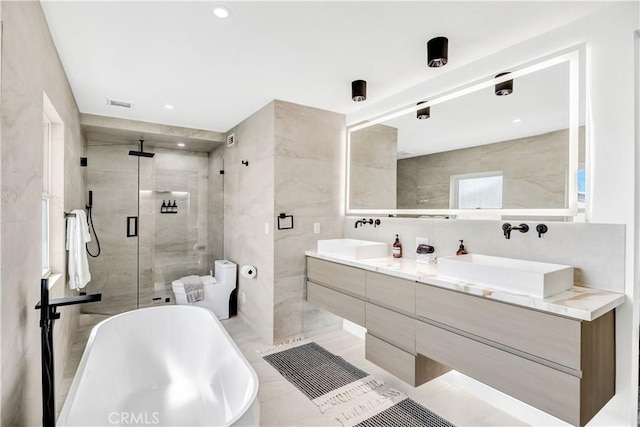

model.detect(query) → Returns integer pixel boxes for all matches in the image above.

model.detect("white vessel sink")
[437,254,574,299]
[317,239,388,260]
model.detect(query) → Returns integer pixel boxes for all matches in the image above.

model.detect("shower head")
[128,150,155,158]
[129,140,155,158]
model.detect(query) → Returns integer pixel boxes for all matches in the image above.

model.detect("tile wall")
[223,100,345,344]
[345,217,625,293]
[0,1,85,424]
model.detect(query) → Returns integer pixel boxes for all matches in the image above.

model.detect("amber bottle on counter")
[392,234,403,258]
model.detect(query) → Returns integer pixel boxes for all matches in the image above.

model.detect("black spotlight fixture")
[427,36,448,68]
[416,101,430,120]
[351,80,367,102]
[495,72,513,96]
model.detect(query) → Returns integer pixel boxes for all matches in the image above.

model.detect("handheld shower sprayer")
[86,190,101,257]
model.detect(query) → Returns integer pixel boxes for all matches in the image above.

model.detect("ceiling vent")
[227,133,236,147]
[106,98,134,109]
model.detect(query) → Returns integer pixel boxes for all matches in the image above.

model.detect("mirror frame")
[346,49,580,218]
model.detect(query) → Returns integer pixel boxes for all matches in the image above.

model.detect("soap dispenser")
[392,234,403,258]
[456,240,468,256]
[161,200,167,214]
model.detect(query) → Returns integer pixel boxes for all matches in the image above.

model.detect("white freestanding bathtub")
[58,306,259,426]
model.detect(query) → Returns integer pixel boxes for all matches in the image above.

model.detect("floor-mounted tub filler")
[58,306,259,426]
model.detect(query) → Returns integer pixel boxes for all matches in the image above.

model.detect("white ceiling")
[41,1,612,133]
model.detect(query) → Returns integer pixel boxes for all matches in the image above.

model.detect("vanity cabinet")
[305,256,615,426]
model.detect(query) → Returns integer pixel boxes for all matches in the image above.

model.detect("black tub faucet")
[502,223,529,239]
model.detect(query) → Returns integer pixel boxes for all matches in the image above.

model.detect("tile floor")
[58,313,527,426]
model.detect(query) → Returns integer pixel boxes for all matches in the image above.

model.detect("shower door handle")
[127,216,138,237]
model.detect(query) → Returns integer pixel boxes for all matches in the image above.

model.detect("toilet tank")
[215,260,237,287]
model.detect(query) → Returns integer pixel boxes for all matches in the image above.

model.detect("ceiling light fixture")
[427,36,448,68]
[177,143,185,147]
[512,118,522,123]
[213,5,231,18]
[351,80,367,102]
[165,105,174,109]
[416,101,430,120]
[495,72,513,96]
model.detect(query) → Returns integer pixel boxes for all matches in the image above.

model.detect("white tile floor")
[58,313,528,426]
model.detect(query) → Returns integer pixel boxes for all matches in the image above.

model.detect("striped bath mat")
[260,339,456,426]
[261,340,383,412]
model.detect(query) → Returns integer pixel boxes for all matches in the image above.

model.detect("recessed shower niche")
[81,140,222,315]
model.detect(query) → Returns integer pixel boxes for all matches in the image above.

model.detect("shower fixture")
[129,140,155,158]
[86,190,101,257]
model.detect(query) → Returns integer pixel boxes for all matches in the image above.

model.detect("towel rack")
[64,212,76,218]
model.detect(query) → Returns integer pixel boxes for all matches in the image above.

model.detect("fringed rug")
[352,397,456,427]
[261,340,383,413]
[260,339,456,426]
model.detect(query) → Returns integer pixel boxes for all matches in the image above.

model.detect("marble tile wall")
[224,101,276,344]
[222,100,345,344]
[273,100,345,342]
[396,128,585,209]
[83,144,210,314]
[344,217,625,293]
[0,1,84,424]
[349,123,397,210]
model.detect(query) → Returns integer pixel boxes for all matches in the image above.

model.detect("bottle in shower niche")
[392,234,403,258]
[161,200,167,213]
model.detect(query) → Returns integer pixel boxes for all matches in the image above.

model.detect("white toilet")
[171,260,237,320]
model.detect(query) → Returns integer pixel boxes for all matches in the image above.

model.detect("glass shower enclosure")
[81,141,218,315]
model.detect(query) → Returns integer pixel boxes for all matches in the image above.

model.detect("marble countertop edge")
[305,251,625,322]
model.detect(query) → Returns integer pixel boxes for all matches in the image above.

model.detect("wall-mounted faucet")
[502,223,529,239]
[354,218,381,228]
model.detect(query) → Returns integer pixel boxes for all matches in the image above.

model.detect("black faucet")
[354,218,381,228]
[502,223,529,239]
[355,218,373,228]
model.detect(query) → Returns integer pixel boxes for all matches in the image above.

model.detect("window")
[42,117,51,277]
[450,171,503,209]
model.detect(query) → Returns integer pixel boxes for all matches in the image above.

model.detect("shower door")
[82,142,215,315]
[82,143,141,315]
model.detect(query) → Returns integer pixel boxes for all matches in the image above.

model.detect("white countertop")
[305,251,625,321]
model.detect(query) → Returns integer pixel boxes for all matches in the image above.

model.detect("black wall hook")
[241,160,249,166]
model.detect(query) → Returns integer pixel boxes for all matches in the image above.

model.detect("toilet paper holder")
[240,265,257,279]
[277,213,294,230]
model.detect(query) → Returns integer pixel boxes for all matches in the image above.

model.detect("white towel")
[66,209,92,290]
[182,275,204,303]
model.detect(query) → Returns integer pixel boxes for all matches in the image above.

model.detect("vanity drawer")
[415,283,581,370]
[365,333,418,386]
[366,333,449,387]
[366,303,415,353]
[307,257,366,298]
[416,321,581,426]
[365,271,415,314]
[307,281,365,326]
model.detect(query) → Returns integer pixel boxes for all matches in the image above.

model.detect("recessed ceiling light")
[213,5,231,18]
[165,105,174,109]
[512,118,522,123]
[177,143,185,147]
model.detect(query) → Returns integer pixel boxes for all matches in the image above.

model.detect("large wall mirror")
[347,50,583,219]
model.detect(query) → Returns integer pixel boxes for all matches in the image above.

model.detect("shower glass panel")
[138,148,210,309]
[82,143,213,315]
[83,144,139,315]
